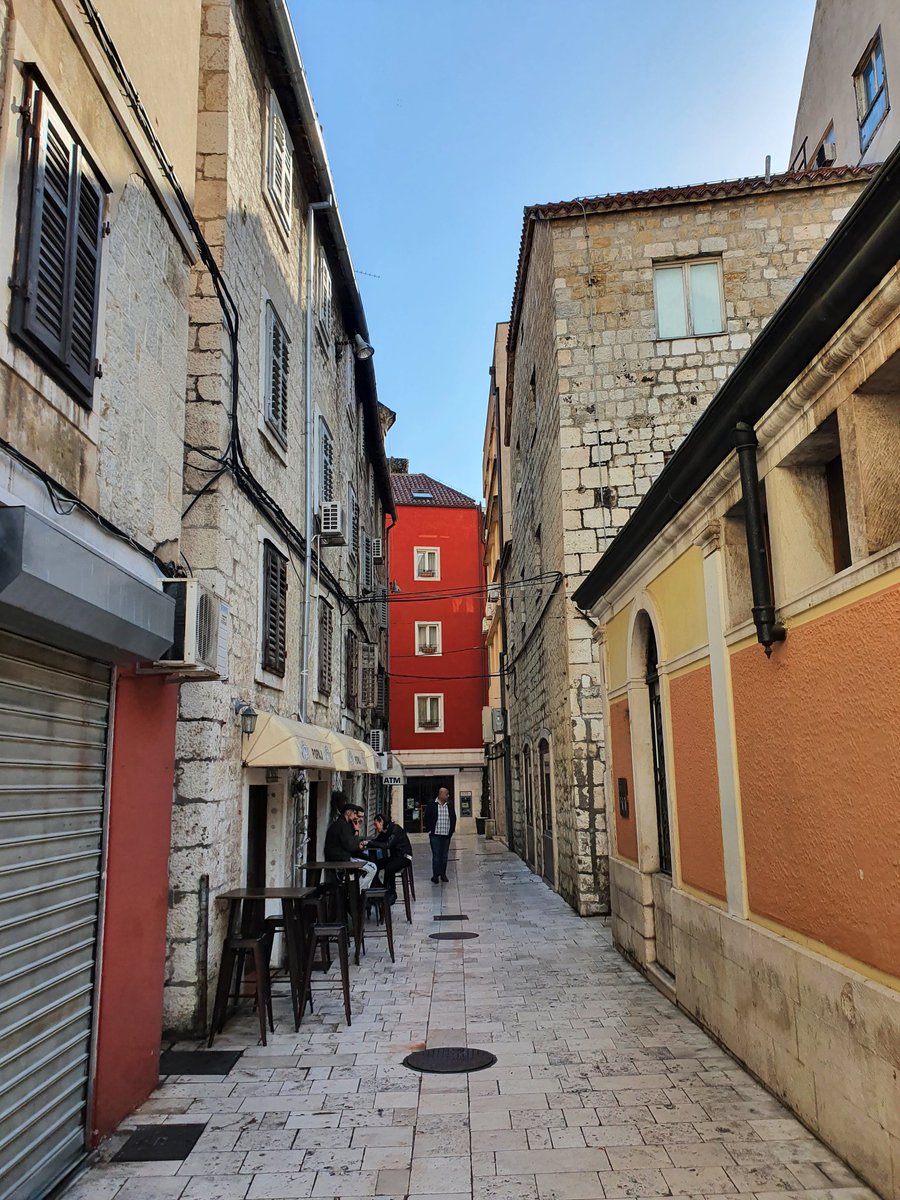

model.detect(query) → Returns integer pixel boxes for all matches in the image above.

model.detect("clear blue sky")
[290,1,816,501]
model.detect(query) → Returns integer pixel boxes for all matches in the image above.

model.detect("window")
[361,532,373,593]
[12,75,106,407]
[266,90,292,231]
[318,599,333,693]
[653,259,724,339]
[415,622,441,655]
[854,33,889,151]
[348,482,359,560]
[414,547,440,580]
[415,694,443,732]
[261,540,288,676]
[316,247,332,338]
[264,301,289,446]
[345,630,359,708]
[319,417,334,504]
[527,367,537,441]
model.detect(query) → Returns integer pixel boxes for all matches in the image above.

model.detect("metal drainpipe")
[734,421,785,656]
[494,384,515,851]
[300,198,333,719]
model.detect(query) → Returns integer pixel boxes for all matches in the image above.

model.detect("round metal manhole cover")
[429,931,479,940]
[403,1046,497,1073]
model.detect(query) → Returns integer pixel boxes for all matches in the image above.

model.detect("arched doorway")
[522,744,535,868]
[646,626,672,876]
[538,737,554,886]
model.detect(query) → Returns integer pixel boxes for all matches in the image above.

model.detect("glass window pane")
[654,267,687,338]
[863,60,878,106]
[689,262,723,335]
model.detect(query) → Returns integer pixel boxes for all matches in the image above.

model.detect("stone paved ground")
[64,836,877,1200]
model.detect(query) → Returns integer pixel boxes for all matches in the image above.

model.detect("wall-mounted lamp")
[232,699,258,736]
[338,334,375,361]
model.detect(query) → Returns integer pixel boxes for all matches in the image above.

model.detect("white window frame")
[415,621,442,656]
[316,245,333,341]
[653,257,725,340]
[263,299,289,448]
[266,89,292,234]
[415,693,444,733]
[414,546,440,580]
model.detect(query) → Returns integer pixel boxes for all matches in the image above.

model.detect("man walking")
[424,786,456,884]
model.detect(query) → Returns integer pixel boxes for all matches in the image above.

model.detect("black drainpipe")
[734,422,786,656]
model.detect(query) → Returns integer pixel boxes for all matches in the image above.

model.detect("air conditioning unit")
[145,579,229,677]
[320,501,347,544]
[817,141,837,165]
[491,707,506,735]
[487,583,500,604]
[369,729,385,754]
[372,537,384,563]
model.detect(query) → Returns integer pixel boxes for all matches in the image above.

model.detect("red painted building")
[388,474,486,832]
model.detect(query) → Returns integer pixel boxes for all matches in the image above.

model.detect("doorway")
[401,775,454,832]
[246,784,268,888]
[522,745,535,868]
[645,622,675,975]
[538,738,554,887]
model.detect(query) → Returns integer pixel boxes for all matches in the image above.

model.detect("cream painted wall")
[646,546,709,661]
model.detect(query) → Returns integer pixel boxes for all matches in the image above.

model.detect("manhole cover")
[160,1049,241,1076]
[434,914,468,921]
[429,931,479,940]
[115,1123,207,1162]
[403,1046,496,1073]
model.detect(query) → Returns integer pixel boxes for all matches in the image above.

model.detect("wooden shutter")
[348,483,359,560]
[375,668,387,717]
[262,541,288,676]
[362,532,373,593]
[268,93,292,229]
[266,302,289,445]
[14,79,104,406]
[318,600,333,693]
[345,630,359,708]
[319,419,334,504]
[360,642,377,709]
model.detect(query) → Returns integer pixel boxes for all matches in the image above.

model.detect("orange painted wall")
[91,669,178,1142]
[609,697,637,862]
[668,665,726,901]
[732,583,900,978]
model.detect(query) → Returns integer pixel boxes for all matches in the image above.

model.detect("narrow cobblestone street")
[65,838,876,1200]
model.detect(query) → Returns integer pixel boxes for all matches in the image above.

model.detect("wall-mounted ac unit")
[144,579,230,677]
[817,141,837,165]
[320,501,347,544]
[372,537,384,563]
[486,582,500,604]
[491,707,506,735]
[369,729,385,754]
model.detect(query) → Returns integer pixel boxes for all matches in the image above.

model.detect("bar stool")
[299,908,352,1026]
[208,932,274,1046]
[363,887,395,962]
[397,863,414,923]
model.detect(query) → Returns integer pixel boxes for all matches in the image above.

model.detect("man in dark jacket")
[370,813,413,903]
[323,801,377,889]
[423,787,456,884]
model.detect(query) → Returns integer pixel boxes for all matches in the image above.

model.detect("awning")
[242,713,335,769]
[381,753,405,786]
[325,730,380,775]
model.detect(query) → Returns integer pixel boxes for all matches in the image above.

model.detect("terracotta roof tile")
[390,473,477,508]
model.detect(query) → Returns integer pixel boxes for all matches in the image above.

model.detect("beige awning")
[325,730,380,775]
[242,713,335,770]
[381,753,405,785]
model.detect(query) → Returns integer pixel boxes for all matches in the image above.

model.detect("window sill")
[256,667,286,692]
[258,412,289,463]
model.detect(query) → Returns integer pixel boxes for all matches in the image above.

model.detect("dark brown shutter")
[345,631,358,708]
[14,79,104,406]
[266,302,289,445]
[318,601,333,693]
[262,541,288,676]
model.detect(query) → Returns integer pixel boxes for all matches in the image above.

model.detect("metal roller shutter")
[0,633,110,1200]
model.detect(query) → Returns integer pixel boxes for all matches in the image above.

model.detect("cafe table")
[297,862,370,965]
[215,886,316,1033]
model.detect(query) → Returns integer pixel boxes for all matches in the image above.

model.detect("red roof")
[391,473,477,508]
[508,163,878,347]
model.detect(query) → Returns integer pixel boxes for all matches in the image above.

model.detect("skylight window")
[412,490,433,499]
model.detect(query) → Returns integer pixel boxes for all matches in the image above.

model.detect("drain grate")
[429,931,479,940]
[160,1049,241,1076]
[433,914,468,921]
[115,1123,207,1162]
[403,1046,496,1073]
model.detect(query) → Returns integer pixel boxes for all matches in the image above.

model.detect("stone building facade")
[168,0,393,1033]
[503,167,874,916]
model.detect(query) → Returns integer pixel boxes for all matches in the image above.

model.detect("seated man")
[323,800,377,890]
[369,812,413,904]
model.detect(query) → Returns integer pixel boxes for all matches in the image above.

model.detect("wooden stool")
[299,915,351,1027]
[363,887,395,963]
[208,933,274,1046]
